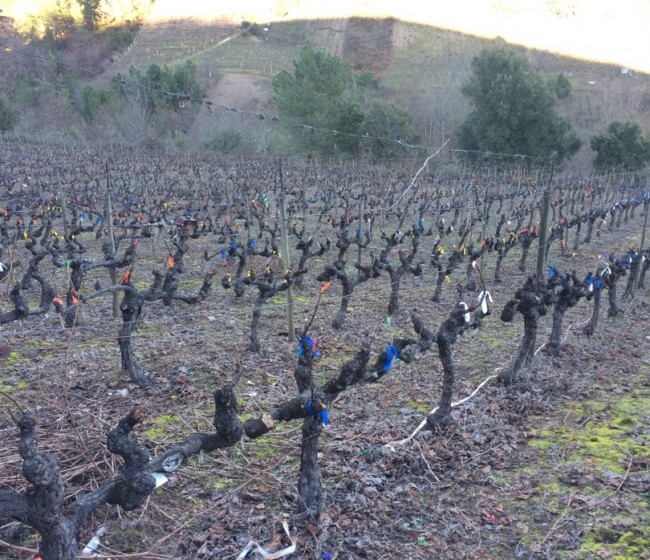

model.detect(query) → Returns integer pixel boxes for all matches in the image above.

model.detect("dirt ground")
[0,201,648,560]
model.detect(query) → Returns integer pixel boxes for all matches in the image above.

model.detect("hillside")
[90,3,650,170]
[3,0,650,169]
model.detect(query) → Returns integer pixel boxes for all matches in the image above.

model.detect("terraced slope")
[108,18,239,77]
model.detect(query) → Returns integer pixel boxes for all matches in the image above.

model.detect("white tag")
[152,472,168,488]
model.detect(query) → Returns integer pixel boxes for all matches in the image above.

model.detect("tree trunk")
[607,279,622,317]
[583,288,601,336]
[545,304,565,356]
[519,241,533,272]
[432,270,445,302]
[573,221,582,252]
[500,316,536,385]
[333,282,354,329]
[494,254,505,283]
[118,289,148,385]
[297,416,323,517]
[249,300,263,352]
[426,330,455,431]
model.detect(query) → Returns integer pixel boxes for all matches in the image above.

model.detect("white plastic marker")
[478,291,493,314]
[236,515,296,560]
[81,527,107,556]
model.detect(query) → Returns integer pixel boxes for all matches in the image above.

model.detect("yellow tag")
[23,232,28,239]
[445,275,451,283]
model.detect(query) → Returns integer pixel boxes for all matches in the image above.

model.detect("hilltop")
[2,0,649,170]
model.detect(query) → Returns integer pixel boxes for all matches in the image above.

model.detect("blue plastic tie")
[548,265,557,278]
[229,240,237,251]
[595,278,603,289]
[250,238,257,250]
[383,344,399,372]
[306,400,330,426]
[297,336,319,360]
[219,249,228,261]
[97,215,104,224]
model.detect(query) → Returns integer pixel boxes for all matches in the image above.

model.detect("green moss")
[247,435,277,459]
[142,414,182,439]
[516,387,650,559]
[0,374,29,393]
[528,395,650,474]
[579,526,650,560]
[406,400,430,414]
[2,351,22,368]
[209,477,236,490]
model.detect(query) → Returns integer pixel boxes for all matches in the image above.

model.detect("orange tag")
[167,256,175,268]
[320,281,332,293]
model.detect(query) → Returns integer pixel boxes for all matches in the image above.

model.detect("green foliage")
[107,25,135,51]
[205,128,246,154]
[80,85,111,122]
[360,100,421,162]
[14,73,46,107]
[553,73,571,99]
[112,61,204,113]
[39,0,77,45]
[0,93,19,133]
[77,0,102,31]
[355,71,380,91]
[272,45,366,156]
[241,21,264,37]
[458,46,581,165]
[590,120,650,171]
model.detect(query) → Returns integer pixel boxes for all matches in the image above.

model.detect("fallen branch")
[385,374,497,448]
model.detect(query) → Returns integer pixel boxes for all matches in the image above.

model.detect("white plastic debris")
[152,472,168,488]
[478,291,493,314]
[160,451,183,473]
[81,527,107,556]
[236,515,296,560]
[459,302,470,323]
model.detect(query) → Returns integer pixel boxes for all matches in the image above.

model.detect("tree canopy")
[112,61,204,113]
[360,100,421,162]
[0,92,19,133]
[272,46,372,157]
[590,120,650,172]
[458,46,581,165]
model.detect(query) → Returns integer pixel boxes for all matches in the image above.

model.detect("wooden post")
[60,192,69,239]
[278,160,295,341]
[530,154,555,362]
[357,195,364,266]
[57,171,69,239]
[535,154,555,288]
[633,204,648,292]
[106,164,119,318]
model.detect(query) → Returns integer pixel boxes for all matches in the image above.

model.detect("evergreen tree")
[458,46,581,165]
[0,93,19,133]
[360,100,421,162]
[591,120,650,171]
[272,46,367,156]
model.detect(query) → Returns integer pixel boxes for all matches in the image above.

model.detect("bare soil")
[0,191,648,559]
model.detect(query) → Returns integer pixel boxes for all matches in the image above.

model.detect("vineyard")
[0,142,649,559]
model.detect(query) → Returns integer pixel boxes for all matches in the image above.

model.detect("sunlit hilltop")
[4,0,649,73]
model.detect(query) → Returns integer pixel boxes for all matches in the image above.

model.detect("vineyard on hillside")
[0,143,649,559]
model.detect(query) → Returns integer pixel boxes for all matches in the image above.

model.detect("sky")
[3,0,649,73]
